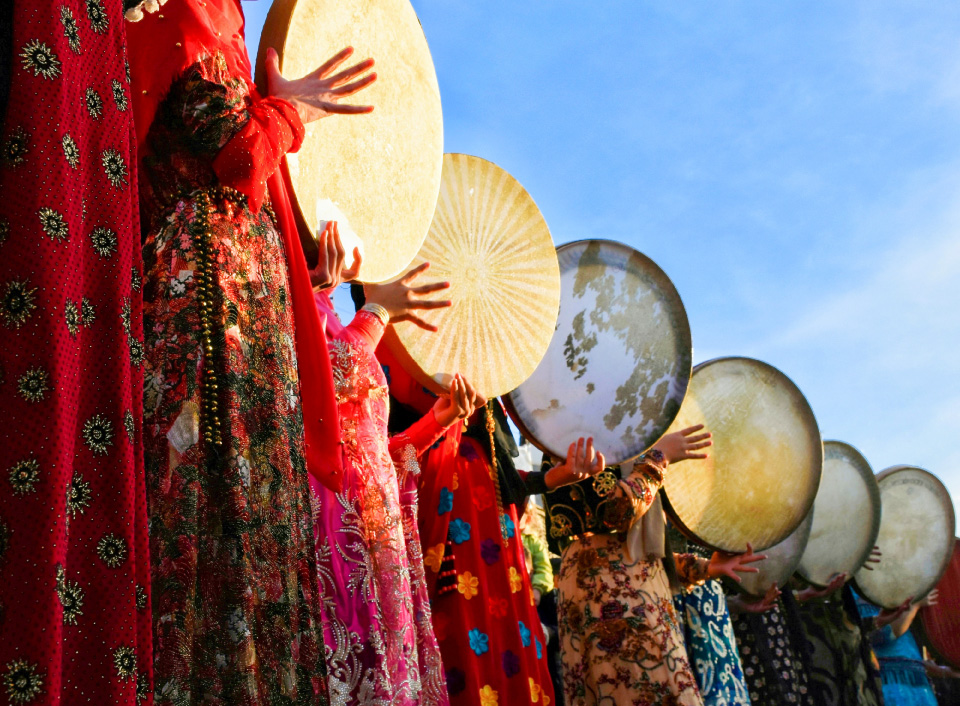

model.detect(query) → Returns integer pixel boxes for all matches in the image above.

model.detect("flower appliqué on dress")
[86,0,109,33]
[113,646,137,682]
[55,564,85,626]
[18,367,50,403]
[60,6,81,53]
[82,414,114,455]
[62,134,79,169]
[20,40,61,80]
[457,571,479,600]
[85,88,104,119]
[469,628,490,656]
[38,207,68,242]
[449,518,471,544]
[9,457,40,495]
[2,127,28,168]
[479,684,499,706]
[97,534,128,568]
[101,149,127,187]
[3,659,44,704]
[112,79,128,112]
[89,226,118,257]
[1,279,38,329]
[66,474,92,517]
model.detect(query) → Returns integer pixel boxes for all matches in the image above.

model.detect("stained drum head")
[797,441,881,587]
[740,509,814,597]
[854,466,955,609]
[504,240,692,465]
[257,0,443,282]
[662,357,822,553]
[383,154,561,398]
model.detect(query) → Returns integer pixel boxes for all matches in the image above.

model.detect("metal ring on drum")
[853,466,955,609]
[662,357,823,554]
[503,239,693,467]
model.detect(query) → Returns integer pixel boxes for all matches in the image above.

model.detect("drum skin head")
[662,357,822,553]
[739,508,814,597]
[854,466,955,609]
[798,441,881,587]
[256,0,443,283]
[919,539,960,669]
[383,154,561,398]
[504,239,692,466]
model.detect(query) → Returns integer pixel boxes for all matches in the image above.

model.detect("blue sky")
[242,1,960,503]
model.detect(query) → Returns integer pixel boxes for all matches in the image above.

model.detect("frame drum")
[854,466,955,609]
[919,539,960,669]
[740,509,813,597]
[504,240,692,466]
[256,0,443,282]
[382,154,561,398]
[662,357,822,553]
[797,441,881,586]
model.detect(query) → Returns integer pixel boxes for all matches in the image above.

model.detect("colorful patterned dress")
[730,591,816,706]
[378,344,556,706]
[311,293,448,706]
[0,0,153,702]
[134,53,326,705]
[546,460,709,706]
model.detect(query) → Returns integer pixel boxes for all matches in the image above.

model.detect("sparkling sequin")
[38,207,68,242]
[85,0,108,33]
[135,584,147,611]
[65,299,80,336]
[59,6,81,54]
[85,88,103,119]
[66,474,92,517]
[89,226,118,257]
[79,298,95,326]
[19,39,61,80]
[3,127,28,167]
[97,534,128,568]
[61,134,79,169]
[113,646,136,681]
[55,565,85,625]
[1,279,39,329]
[3,660,44,703]
[18,367,50,403]
[111,79,128,111]
[100,149,127,187]
[124,411,135,441]
[129,338,145,367]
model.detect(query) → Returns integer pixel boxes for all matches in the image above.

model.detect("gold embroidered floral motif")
[89,226,117,257]
[79,298,95,326]
[86,0,108,33]
[55,565,85,625]
[0,220,8,247]
[101,149,127,186]
[59,6,81,53]
[129,338,145,367]
[38,207,68,241]
[18,368,50,403]
[135,584,147,611]
[124,411,135,442]
[2,127,28,167]
[9,457,40,495]
[65,299,80,336]
[20,39,61,80]
[3,659,44,703]
[592,470,618,497]
[61,134,79,169]
[124,59,131,84]
[135,672,150,703]
[120,298,131,334]
[1,279,38,328]
[112,79,128,111]
[113,646,137,681]
[97,534,128,568]
[66,474,92,517]
[85,88,103,119]
[83,414,114,455]
[131,267,141,291]
[550,514,572,538]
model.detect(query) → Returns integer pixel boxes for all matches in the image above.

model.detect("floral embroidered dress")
[0,0,153,703]
[546,460,709,706]
[130,39,326,706]
[311,292,448,706]
[378,344,556,706]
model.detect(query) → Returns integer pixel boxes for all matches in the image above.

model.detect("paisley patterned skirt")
[557,534,703,706]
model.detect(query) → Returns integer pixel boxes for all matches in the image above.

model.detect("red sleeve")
[340,311,385,352]
[213,96,305,211]
[389,411,446,460]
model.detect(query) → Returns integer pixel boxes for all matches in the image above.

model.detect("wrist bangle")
[362,302,390,326]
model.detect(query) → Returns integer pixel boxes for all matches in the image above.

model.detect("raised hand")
[265,46,376,124]
[796,572,848,602]
[729,584,781,614]
[708,542,767,582]
[920,588,940,608]
[651,424,712,465]
[432,374,485,428]
[363,262,451,331]
[861,545,882,571]
[545,437,606,490]
[309,221,361,290]
[875,598,913,629]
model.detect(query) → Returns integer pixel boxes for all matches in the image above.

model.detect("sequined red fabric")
[0,0,153,703]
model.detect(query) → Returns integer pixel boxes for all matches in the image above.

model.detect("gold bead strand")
[485,402,508,541]
[193,189,222,447]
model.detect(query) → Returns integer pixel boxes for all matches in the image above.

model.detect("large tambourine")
[797,440,881,587]
[739,509,814,597]
[662,357,822,553]
[382,154,561,398]
[919,538,960,669]
[854,466,955,609]
[256,0,443,282]
[503,240,692,466]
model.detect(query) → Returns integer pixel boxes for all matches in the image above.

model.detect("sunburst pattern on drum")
[505,239,692,465]
[258,0,443,282]
[798,440,880,587]
[388,154,561,398]
[854,466,955,608]
[663,357,822,553]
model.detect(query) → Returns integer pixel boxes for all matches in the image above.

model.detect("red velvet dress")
[378,346,556,706]
[0,0,153,703]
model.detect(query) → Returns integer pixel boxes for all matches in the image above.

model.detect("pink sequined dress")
[311,292,450,705]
